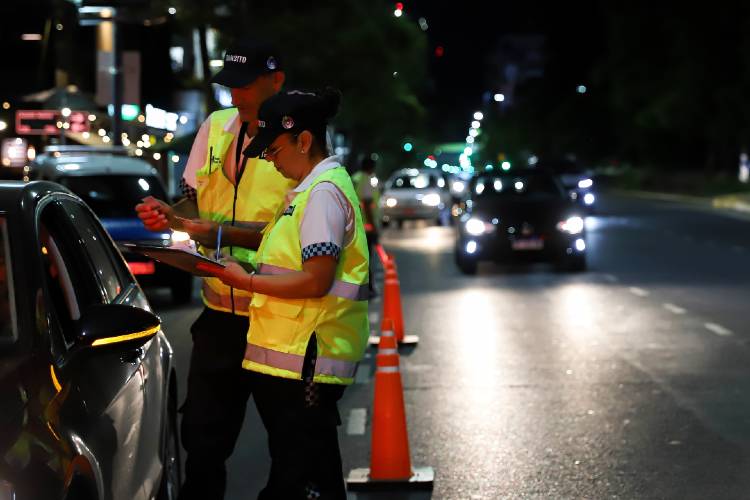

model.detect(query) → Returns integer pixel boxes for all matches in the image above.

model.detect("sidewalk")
[614,189,750,221]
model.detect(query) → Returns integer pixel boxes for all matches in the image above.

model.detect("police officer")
[351,156,380,296]
[135,39,295,500]
[198,88,369,500]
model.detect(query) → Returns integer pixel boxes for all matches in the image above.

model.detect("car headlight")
[385,197,397,208]
[171,230,191,243]
[578,178,593,189]
[583,193,595,205]
[557,216,584,234]
[452,181,465,193]
[465,217,487,236]
[421,193,441,207]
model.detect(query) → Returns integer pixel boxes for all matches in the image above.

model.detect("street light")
[493,93,505,102]
[473,111,483,120]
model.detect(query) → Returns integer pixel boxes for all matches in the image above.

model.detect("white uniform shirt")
[282,156,354,262]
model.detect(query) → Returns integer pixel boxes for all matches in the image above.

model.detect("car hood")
[100,217,167,242]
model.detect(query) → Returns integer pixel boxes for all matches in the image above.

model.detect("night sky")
[409,0,602,141]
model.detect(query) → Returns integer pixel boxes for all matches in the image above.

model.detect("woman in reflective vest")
[199,87,368,499]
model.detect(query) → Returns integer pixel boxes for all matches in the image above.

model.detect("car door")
[38,196,161,500]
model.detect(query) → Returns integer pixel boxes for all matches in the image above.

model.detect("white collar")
[293,156,342,192]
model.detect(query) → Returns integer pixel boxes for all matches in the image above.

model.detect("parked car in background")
[380,168,452,228]
[31,146,194,304]
[455,169,587,274]
[0,181,180,500]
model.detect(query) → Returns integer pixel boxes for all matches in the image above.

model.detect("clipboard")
[121,244,226,277]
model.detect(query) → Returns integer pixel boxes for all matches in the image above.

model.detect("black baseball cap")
[244,88,342,158]
[211,39,283,88]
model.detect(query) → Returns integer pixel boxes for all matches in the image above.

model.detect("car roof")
[33,152,158,178]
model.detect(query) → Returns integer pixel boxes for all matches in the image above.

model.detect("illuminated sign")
[15,110,90,135]
[145,104,178,131]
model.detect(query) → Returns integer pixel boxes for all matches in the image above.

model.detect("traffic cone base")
[347,465,434,490]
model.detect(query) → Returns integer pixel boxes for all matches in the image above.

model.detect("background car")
[455,169,587,274]
[31,145,194,304]
[537,156,597,213]
[380,168,452,228]
[0,181,180,500]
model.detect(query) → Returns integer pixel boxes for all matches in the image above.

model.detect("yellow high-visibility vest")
[351,171,380,228]
[242,166,370,385]
[195,108,294,315]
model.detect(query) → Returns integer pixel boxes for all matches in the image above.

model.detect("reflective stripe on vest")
[202,282,251,312]
[244,343,358,379]
[257,263,369,301]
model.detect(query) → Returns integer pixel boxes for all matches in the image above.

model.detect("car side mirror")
[76,304,161,349]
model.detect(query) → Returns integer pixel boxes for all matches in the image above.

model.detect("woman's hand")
[196,259,253,290]
[180,218,220,247]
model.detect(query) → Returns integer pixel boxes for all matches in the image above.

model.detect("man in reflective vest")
[135,39,294,500]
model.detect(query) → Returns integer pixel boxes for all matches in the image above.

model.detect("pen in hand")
[215,224,223,260]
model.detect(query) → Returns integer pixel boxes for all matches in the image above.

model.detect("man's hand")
[180,218,220,247]
[135,196,174,232]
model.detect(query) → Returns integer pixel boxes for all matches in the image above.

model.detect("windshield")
[58,175,168,218]
[388,173,439,190]
[472,173,563,199]
[0,217,16,340]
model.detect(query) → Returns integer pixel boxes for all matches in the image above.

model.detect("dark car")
[30,146,194,304]
[455,169,587,274]
[537,156,596,213]
[0,181,181,499]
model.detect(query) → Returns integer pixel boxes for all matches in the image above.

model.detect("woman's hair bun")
[317,87,342,120]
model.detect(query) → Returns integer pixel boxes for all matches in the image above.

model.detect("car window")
[59,199,132,302]
[0,217,17,340]
[389,173,438,190]
[38,202,101,344]
[57,174,167,218]
[473,173,564,199]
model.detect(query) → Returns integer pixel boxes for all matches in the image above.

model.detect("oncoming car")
[455,169,587,274]
[0,181,180,500]
[380,168,452,228]
[31,146,194,304]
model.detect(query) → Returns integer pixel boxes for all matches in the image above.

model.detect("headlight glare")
[557,216,584,234]
[421,193,441,207]
[465,217,486,236]
[385,197,397,208]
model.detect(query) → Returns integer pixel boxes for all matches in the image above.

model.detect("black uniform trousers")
[252,334,348,500]
[178,307,252,500]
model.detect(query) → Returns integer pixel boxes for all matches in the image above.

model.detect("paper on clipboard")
[122,243,226,277]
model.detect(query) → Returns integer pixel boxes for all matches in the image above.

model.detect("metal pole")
[111,8,122,146]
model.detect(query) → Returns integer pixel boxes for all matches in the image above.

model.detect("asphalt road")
[149,192,750,500]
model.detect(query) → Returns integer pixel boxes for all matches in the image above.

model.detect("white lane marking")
[705,323,732,336]
[603,273,619,283]
[663,303,686,315]
[355,364,371,384]
[346,408,367,435]
[629,287,650,297]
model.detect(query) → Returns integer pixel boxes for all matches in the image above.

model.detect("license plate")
[403,208,416,215]
[512,238,544,251]
[128,261,156,275]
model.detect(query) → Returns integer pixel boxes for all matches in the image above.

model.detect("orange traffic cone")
[374,243,391,268]
[347,321,434,490]
[380,268,419,345]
